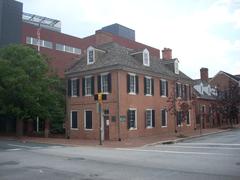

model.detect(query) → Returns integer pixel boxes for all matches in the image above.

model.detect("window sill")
[161,95,167,98]
[85,94,93,97]
[161,126,167,128]
[84,128,93,131]
[186,124,191,127]
[145,94,152,96]
[146,126,153,129]
[128,92,136,95]
[71,128,79,130]
[129,128,137,131]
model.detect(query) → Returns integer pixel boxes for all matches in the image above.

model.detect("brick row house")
[65,43,195,140]
[193,68,219,129]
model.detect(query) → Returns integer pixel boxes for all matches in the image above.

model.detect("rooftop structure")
[22,12,61,32]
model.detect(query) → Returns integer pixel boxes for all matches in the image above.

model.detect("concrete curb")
[144,128,233,147]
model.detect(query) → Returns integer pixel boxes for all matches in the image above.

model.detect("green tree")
[0,45,65,136]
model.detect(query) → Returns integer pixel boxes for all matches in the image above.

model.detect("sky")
[18,0,240,79]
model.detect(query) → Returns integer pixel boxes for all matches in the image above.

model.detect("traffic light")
[94,93,107,101]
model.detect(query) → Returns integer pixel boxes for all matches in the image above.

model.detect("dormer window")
[174,59,179,74]
[87,46,95,64]
[143,49,150,66]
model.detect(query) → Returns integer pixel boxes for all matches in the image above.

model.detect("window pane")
[43,40,53,49]
[85,77,92,95]
[162,110,166,126]
[88,50,94,63]
[72,79,77,96]
[56,43,64,51]
[85,111,92,129]
[74,48,81,55]
[71,111,78,128]
[146,110,152,127]
[129,110,136,128]
[129,75,135,93]
[101,74,108,93]
[26,37,32,44]
[146,78,151,95]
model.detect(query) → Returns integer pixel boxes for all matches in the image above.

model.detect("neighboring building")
[65,43,194,140]
[0,0,22,48]
[210,71,240,125]
[193,68,219,129]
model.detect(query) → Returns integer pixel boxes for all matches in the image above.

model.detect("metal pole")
[99,103,102,145]
[36,116,39,132]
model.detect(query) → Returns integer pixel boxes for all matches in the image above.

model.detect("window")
[98,73,111,93]
[71,111,78,129]
[145,109,155,128]
[187,111,190,126]
[143,49,150,66]
[127,109,137,129]
[160,79,168,97]
[26,37,52,49]
[83,76,94,96]
[68,78,79,97]
[56,43,64,51]
[177,111,183,126]
[174,60,179,74]
[144,77,154,96]
[127,73,138,94]
[56,43,81,55]
[87,46,95,64]
[84,110,93,130]
[161,109,167,127]
[71,79,78,97]
[176,83,182,98]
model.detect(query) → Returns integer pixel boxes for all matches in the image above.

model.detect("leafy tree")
[0,45,65,136]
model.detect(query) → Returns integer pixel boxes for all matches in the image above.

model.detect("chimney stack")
[162,48,172,60]
[200,67,209,82]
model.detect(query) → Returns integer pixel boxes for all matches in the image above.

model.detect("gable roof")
[210,71,240,83]
[66,42,192,83]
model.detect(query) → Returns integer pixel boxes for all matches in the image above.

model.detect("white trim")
[145,76,152,96]
[174,60,179,74]
[70,110,78,130]
[128,108,137,130]
[145,109,153,128]
[84,75,93,96]
[100,73,109,93]
[84,110,93,130]
[160,79,167,97]
[161,109,168,128]
[87,46,95,65]
[143,48,150,67]
[128,73,136,94]
[71,78,78,97]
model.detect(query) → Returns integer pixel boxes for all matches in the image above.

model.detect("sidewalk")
[1,125,239,148]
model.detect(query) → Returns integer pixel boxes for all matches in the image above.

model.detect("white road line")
[8,144,41,149]
[116,148,233,156]
[177,143,240,146]
[7,148,21,151]
[155,145,240,150]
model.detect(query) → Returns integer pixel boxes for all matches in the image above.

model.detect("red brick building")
[65,43,195,140]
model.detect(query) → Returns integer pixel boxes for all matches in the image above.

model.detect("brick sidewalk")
[1,125,239,148]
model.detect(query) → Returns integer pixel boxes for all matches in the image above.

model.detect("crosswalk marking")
[116,148,233,156]
[155,145,240,150]
[177,143,240,146]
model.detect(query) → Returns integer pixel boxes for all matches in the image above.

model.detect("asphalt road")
[0,129,240,180]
